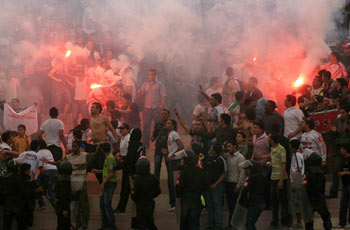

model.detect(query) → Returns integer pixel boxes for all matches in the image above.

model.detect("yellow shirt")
[14,136,31,153]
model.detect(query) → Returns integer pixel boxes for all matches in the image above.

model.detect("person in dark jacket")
[1,159,25,230]
[176,150,207,230]
[20,163,43,230]
[131,157,161,230]
[304,153,332,230]
[239,159,265,230]
[55,161,73,230]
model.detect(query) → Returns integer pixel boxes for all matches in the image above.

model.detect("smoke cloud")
[0,0,345,99]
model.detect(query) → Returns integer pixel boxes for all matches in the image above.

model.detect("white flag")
[3,103,38,135]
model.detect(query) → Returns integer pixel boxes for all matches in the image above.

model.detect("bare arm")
[48,65,62,82]
[173,107,191,134]
[198,84,211,102]
[37,130,44,140]
[105,117,118,140]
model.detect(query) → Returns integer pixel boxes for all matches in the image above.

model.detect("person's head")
[209,77,220,88]
[135,157,150,175]
[192,120,204,133]
[118,123,130,136]
[244,97,257,109]
[268,134,280,146]
[225,139,237,154]
[11,98,20,110]
[330,51,340,64]
[210,143,222,155]
[252,121,264,136]
[339,105,349,121]
[312,76,323,89]
[104,31,112,43]
[319,70,331,82]
[100,142,111,156]
[341,143,350,158]
[148,69,157,83]
[91,102,102,115]
[86,40,94,51]
[235,91,245,103]
[17,124,26,137]
[130,128,142,142]
[335,78,347,89]
[289,139,300,152]
[20,163,31,176]
[245,108,256,121]
[72,141,82,154]
[73,129,83,141]
[1,131,12,145]
[284,94,296,108]
[122,93,132,105]
[219,113,231,127]
[248,77,258,89]
[240,159,258,176]
[236,131,246,145]
[265,100,277,114]
[49,107,59,118]
[270,123,282,136]
[210,93,222,107]
[226,67,234,77]
[183,150,199,167]
[30,140,40,152]
[80,118,90,130]
[303,118,315,132]
[160,109,170,122]
[165,119,177,132]
[39,139,47,150]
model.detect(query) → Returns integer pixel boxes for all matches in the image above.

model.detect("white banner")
[4,103,38,135]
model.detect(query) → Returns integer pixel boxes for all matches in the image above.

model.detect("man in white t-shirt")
[19,140,43,178]
[320,52,348,80]
[38,107,67,161]
[36,139,58,209]
[162,119,184,211]
[72,66,90,127]
[283,95,304,141]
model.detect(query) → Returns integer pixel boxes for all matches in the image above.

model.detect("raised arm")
[198,84,211,102]
[173,107,191,134]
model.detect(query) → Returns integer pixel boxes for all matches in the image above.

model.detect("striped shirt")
[65,152,92,191]
[271,144,287,181]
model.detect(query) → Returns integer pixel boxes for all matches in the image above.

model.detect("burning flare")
[65,49,72,57]
[293,75,304,88]
[90,84,102,89]
[253,56,257,62]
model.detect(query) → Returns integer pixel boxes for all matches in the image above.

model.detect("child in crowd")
[336,143,350,228]
[13,124,31,153]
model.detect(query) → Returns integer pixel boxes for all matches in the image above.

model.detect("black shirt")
[190,129,209,155]
[152,121,168,149]
[209,127,236,146]
[341,157,350,186]
[203,154,227,185]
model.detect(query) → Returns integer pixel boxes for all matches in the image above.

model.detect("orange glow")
[65,49,72,57]
[253,57,257,62]
[293,75,304,88]
[90,84,102,89]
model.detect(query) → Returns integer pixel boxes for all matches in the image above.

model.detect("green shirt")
[271,144,287,181]
[103,154,117,183]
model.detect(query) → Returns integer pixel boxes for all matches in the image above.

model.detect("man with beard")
[173,107,209,156]
[89,102,118,184]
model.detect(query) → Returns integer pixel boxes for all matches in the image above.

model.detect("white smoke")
[0,0,345,95]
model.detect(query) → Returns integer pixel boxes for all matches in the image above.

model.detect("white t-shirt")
[19,151,43,178]
[74,77,89,100]
[120,133,130,157]
[167,130,180,156]
[290,151,305,176]
[283,106,304,140]
[40,118,64,147]
[37,149,57,171]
